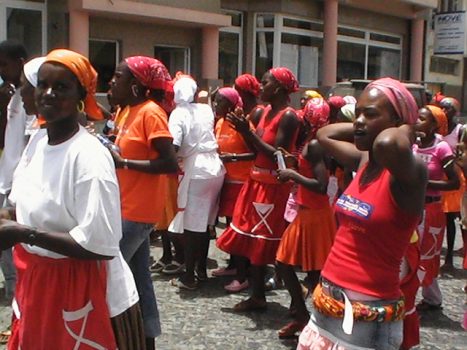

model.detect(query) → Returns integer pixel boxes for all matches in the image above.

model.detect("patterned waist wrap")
[313,281,405,323]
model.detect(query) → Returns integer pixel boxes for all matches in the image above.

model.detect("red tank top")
[296,154,329,209]
[322,164,419,299]
[254,105,297,169]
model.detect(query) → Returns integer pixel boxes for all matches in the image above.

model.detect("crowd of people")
[0,38,465,349]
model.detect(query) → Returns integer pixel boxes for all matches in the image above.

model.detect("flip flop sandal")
[278,321,307,339]
[0,329,11,344]
[170,278,198,291]
[150,260,168,273]
[162,261,185,275]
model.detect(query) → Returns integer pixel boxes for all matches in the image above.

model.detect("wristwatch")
[123,159,129,169]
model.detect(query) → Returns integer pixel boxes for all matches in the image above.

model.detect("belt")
[313,278,405,335]
[425,196,441,203]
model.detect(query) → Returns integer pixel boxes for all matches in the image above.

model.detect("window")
[367,46,401,79]
[337,42,365,80]
[254,14,323,86]
[0,1,47,56]
[89,39,119,93]
[253,14,402,86]
[439,0,461,12]
[154,46,190,77]
[338,25,402,80]
[219,11,243,85]
[430,56,460,75]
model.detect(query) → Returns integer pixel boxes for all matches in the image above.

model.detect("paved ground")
[0,227,465,349]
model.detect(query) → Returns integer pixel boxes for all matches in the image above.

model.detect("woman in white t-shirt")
[0,49,142,350]
[168,75,225,290]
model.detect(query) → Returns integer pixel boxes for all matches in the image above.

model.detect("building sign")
[434,11,466,55]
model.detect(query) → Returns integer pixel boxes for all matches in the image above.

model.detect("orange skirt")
[276,204,336,271]
[156,175,178,230]
[442,170,465,213]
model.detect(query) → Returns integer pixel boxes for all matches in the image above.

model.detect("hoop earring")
[77,100,85,113]
[131,85,139,97]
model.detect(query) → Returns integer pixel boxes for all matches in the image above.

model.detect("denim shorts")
[305,304,403,350]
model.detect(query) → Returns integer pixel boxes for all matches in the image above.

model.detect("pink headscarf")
[218,87,243,108]
[365,78,418,125]
[234,74,260,97]
[327,96,346,110]
[303,97,330,136]
[125,56,171,90]
[269,67,299,94]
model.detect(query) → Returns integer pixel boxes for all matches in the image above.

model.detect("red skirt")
[9,245,117,350]
[418,202,446,287]
[276,204,336,271]
[400,237,423,350]
[216,175,291,265]
[218,181,244,218]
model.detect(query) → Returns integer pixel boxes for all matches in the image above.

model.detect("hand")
[276,168,297,183]
[0,83,15,105]
[0,219,25,250]
[220,153,233,162]
[226,107,250,134]
[108,147,124,168]
[85,121,96,135]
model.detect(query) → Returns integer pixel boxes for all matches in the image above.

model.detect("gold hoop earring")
[77,100,85,113]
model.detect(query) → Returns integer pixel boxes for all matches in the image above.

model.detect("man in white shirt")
[0,40,28,300]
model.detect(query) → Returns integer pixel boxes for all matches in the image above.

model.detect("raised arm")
[316,123,363,172]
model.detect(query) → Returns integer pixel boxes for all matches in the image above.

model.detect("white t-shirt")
[9,126,138,317]
[0,89,29,194]
[169,103,225,179]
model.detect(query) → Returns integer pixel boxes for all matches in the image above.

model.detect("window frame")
[219,9,243,78]
[0,0,47,55]
[154,44,191,76]
[89,38,120,96]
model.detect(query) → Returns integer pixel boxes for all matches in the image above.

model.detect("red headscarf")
[269,67,299,94]
[125,56,171,90]
[426,105,448,136]
[234,74,260,97]
[304,97,330,137]
[218,87,243,109]
[431,92,446,107]
[366,78,418,125]
[45,49,103,121]
[327,96,346,110]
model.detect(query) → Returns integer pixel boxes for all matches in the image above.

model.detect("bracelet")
[123,158,129,170]
[26,228,38,246]
[231,153,237,162]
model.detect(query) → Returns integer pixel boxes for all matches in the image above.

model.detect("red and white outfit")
[217,106,297,265]
[8,127,138,349]
[413,136,452,306]
[298,165,420,349]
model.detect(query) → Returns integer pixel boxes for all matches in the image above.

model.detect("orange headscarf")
[426,105,448,136]
[44,49,103,121]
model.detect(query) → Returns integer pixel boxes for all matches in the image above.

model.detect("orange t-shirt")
[116,100,172,223]
[215,118,253,182]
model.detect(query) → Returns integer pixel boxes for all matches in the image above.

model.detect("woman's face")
[109,61,134,106]
[260,72,279,102]
[213,93,233,117]
[35,62,83,123]
[20,73,36,115]
[416,107,437,138]
[353,88,399,151]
